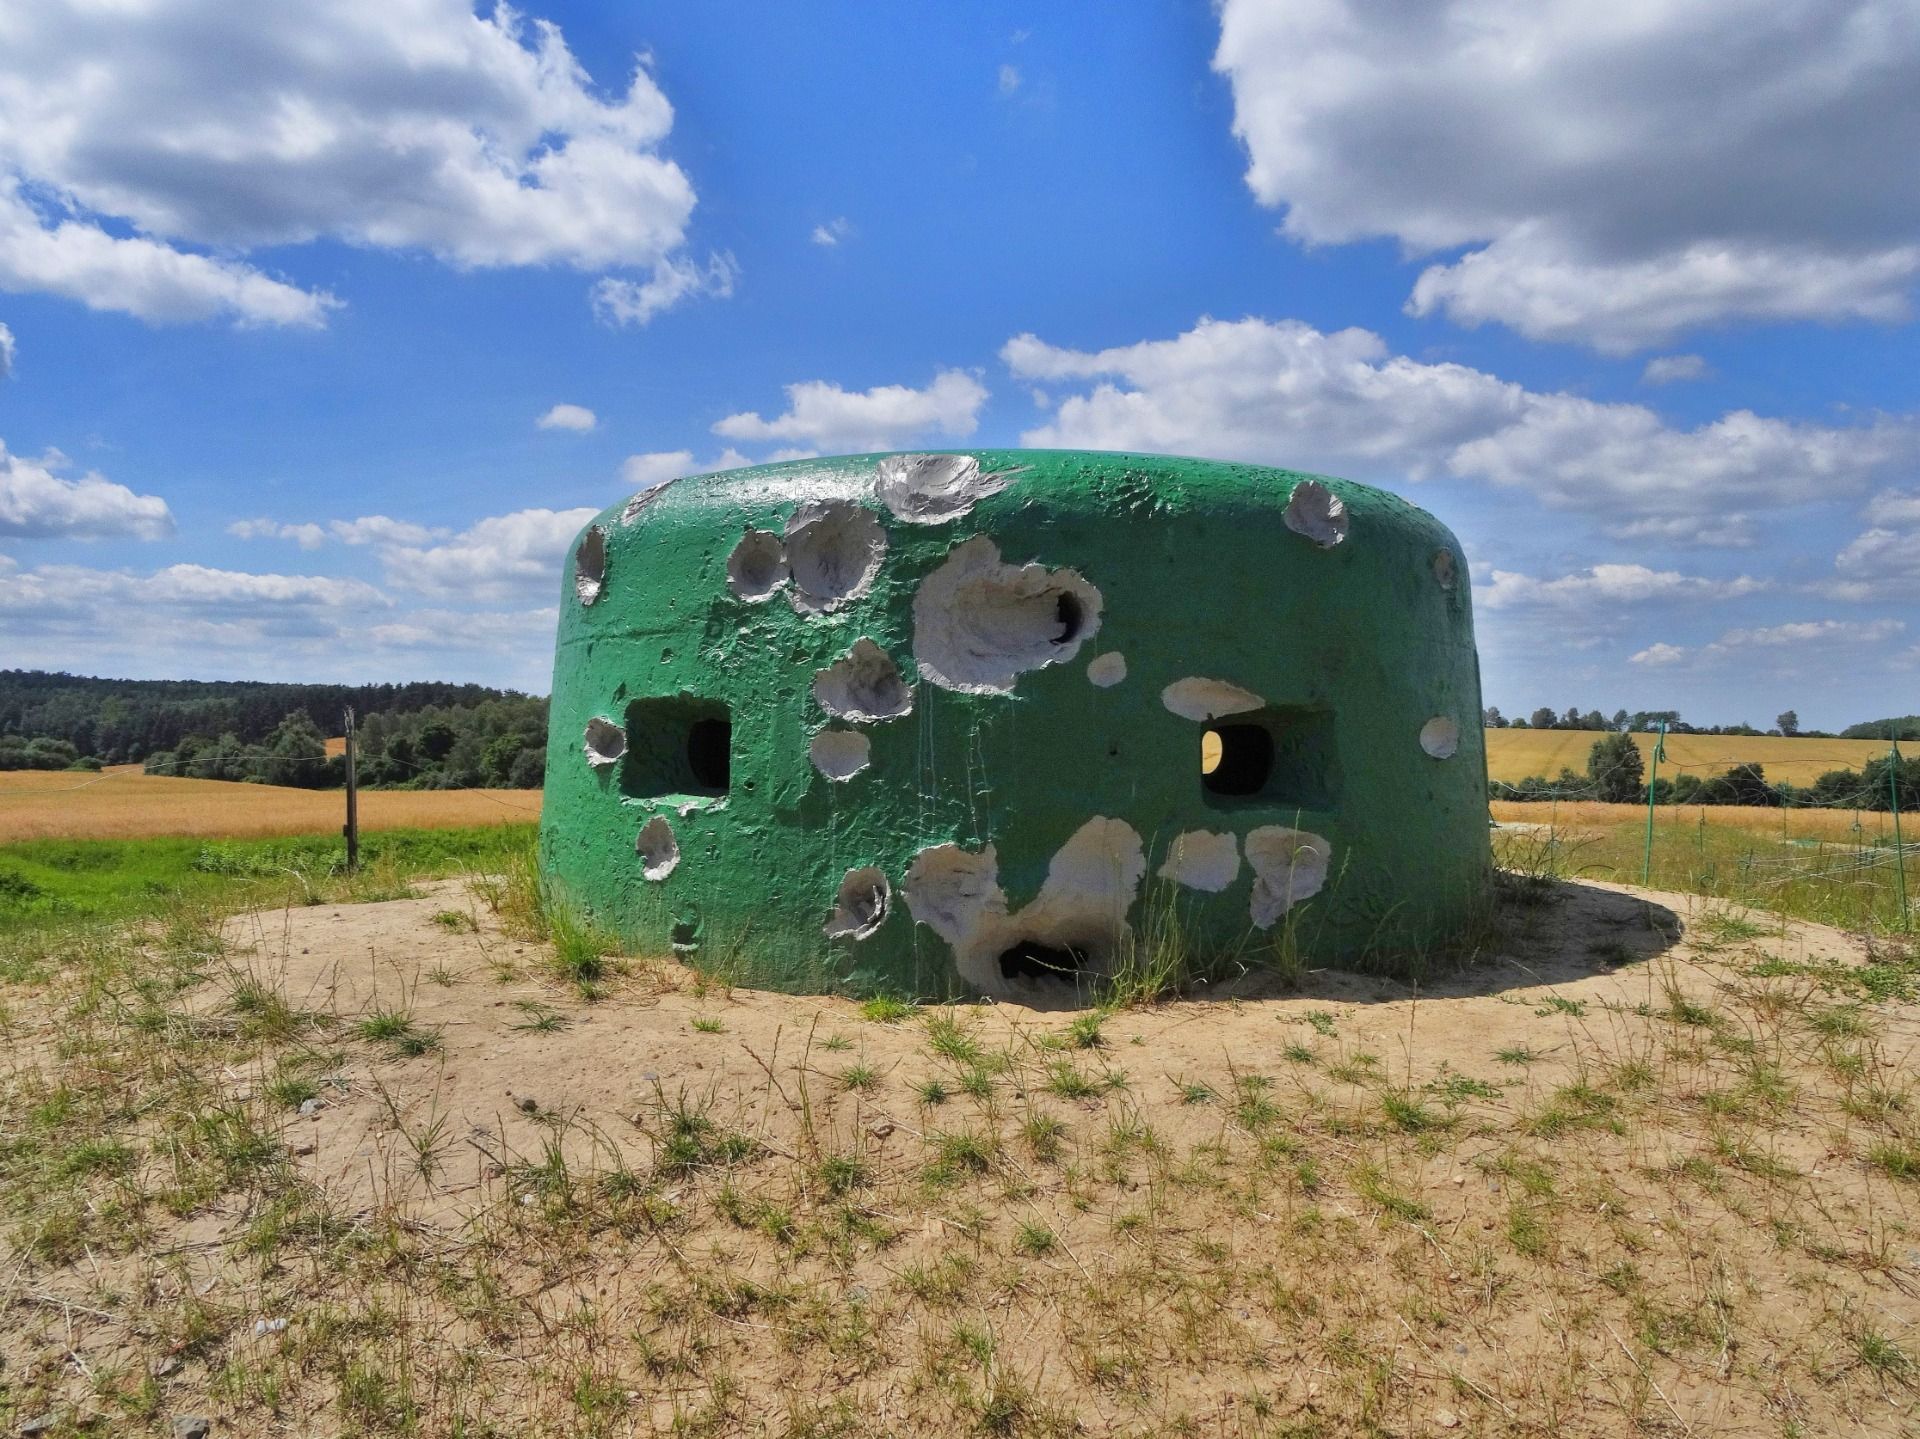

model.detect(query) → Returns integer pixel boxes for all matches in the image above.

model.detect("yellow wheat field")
[1,727,1895,845]
[1484,729,1888,786]
[1489,798,1901,842]
[0,769,541,843]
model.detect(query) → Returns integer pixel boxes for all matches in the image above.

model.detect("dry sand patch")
[5,878,1920,1435]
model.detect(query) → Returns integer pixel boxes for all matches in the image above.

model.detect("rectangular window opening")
[1201,705,1338,811]
[621,695,731,802]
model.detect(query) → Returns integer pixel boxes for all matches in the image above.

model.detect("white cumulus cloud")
[1630,643,1690,667]
[0,320,14,379]
[0,0,716,326]
[1004,316,1918,535]
[381,506,598,600]
[537,403,597,433]
[1715,618,1905,649]
[227,518,327,550]
[229,515,448,549]
[0,441,174,540]
[591,253,737,328]
[1479,565,1769,612]
[620,450,694,491]
[713,370,989,454]
[1213,0,1920,349]
[810,218,853,248]
[1641,355,1712,386]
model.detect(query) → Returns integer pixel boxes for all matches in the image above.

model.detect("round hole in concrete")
[726,529,788,602]
[583,717,625,769]
[574,526,607,605]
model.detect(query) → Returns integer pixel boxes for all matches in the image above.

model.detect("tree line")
[1497,731,1919,812]
[1482,705,1837,737]
[0,671,546,790]
[1486,707,1920,741]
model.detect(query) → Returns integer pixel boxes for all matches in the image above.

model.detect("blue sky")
[1,1,1915,731]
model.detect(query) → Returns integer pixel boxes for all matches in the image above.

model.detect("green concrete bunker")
[540,450,1489,1000]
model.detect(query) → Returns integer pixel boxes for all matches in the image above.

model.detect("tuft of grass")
[1044,1061,1102,1101]
[925,1128,996,1183]
[1860,1328,1912,1378]
[691,1015,725,1034]
[1021,1114,1068,1162]
[925,1013,984,1066]
[839,1063,879,1092]
[1380,1092,1446,1133]
[814,1154,870,1197]
[429,908,477,933]
[1013,1222,1056,1257]
[508,1000,568,1033]
[1352,1163,1430,1224]
[1869,1142,1920,1181]
[859,994,916,1023]
[1506,1202,1550,1258]
[1062,1011,1108,1049]
[354,1006,441,1057]
[545,901,614,996]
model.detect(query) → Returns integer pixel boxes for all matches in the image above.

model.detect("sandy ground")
[218,878,1887,1219]
[8,878,1920,1435]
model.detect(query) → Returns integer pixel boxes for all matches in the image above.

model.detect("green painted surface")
[539,450,1489,998]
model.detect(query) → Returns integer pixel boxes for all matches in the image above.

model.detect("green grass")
[1492,816,1914,934]
[0,825,532,935]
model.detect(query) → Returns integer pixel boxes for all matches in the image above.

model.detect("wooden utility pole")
[343,707,359,874]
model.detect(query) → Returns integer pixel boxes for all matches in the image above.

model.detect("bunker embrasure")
[540,450,1489,1000]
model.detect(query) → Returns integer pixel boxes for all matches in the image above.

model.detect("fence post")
[343,707,359,875]
[1642,720,1666,887]
[1891,735,1909,931]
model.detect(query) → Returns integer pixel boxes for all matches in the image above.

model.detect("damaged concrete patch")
[1432,548,1457,589]
[726,529,788,602]
[874,453,1021,524]
[1158,830,1240,893]
[1161,677,1264,722]
[908,820,1146,996]
[1245,826,1331,929]
[636,816,679,881]
[1284,480,1348,549]
[813,639,914,722]
[583,717,625,770]
[903,844,1007,949]
[1086,652,1127,688]
[574,526,607,605]
[912,536,1103,693]
[1420,716,1460,759]
[808,729,872,781]
[824,865,890,940]
[620,479,679,525]
[785,500,886,614]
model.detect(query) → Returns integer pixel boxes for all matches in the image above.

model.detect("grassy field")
[0,825,536,933]
[1486,729,1889,785]
[1493,801,1913,934]
[0,769,541,843]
